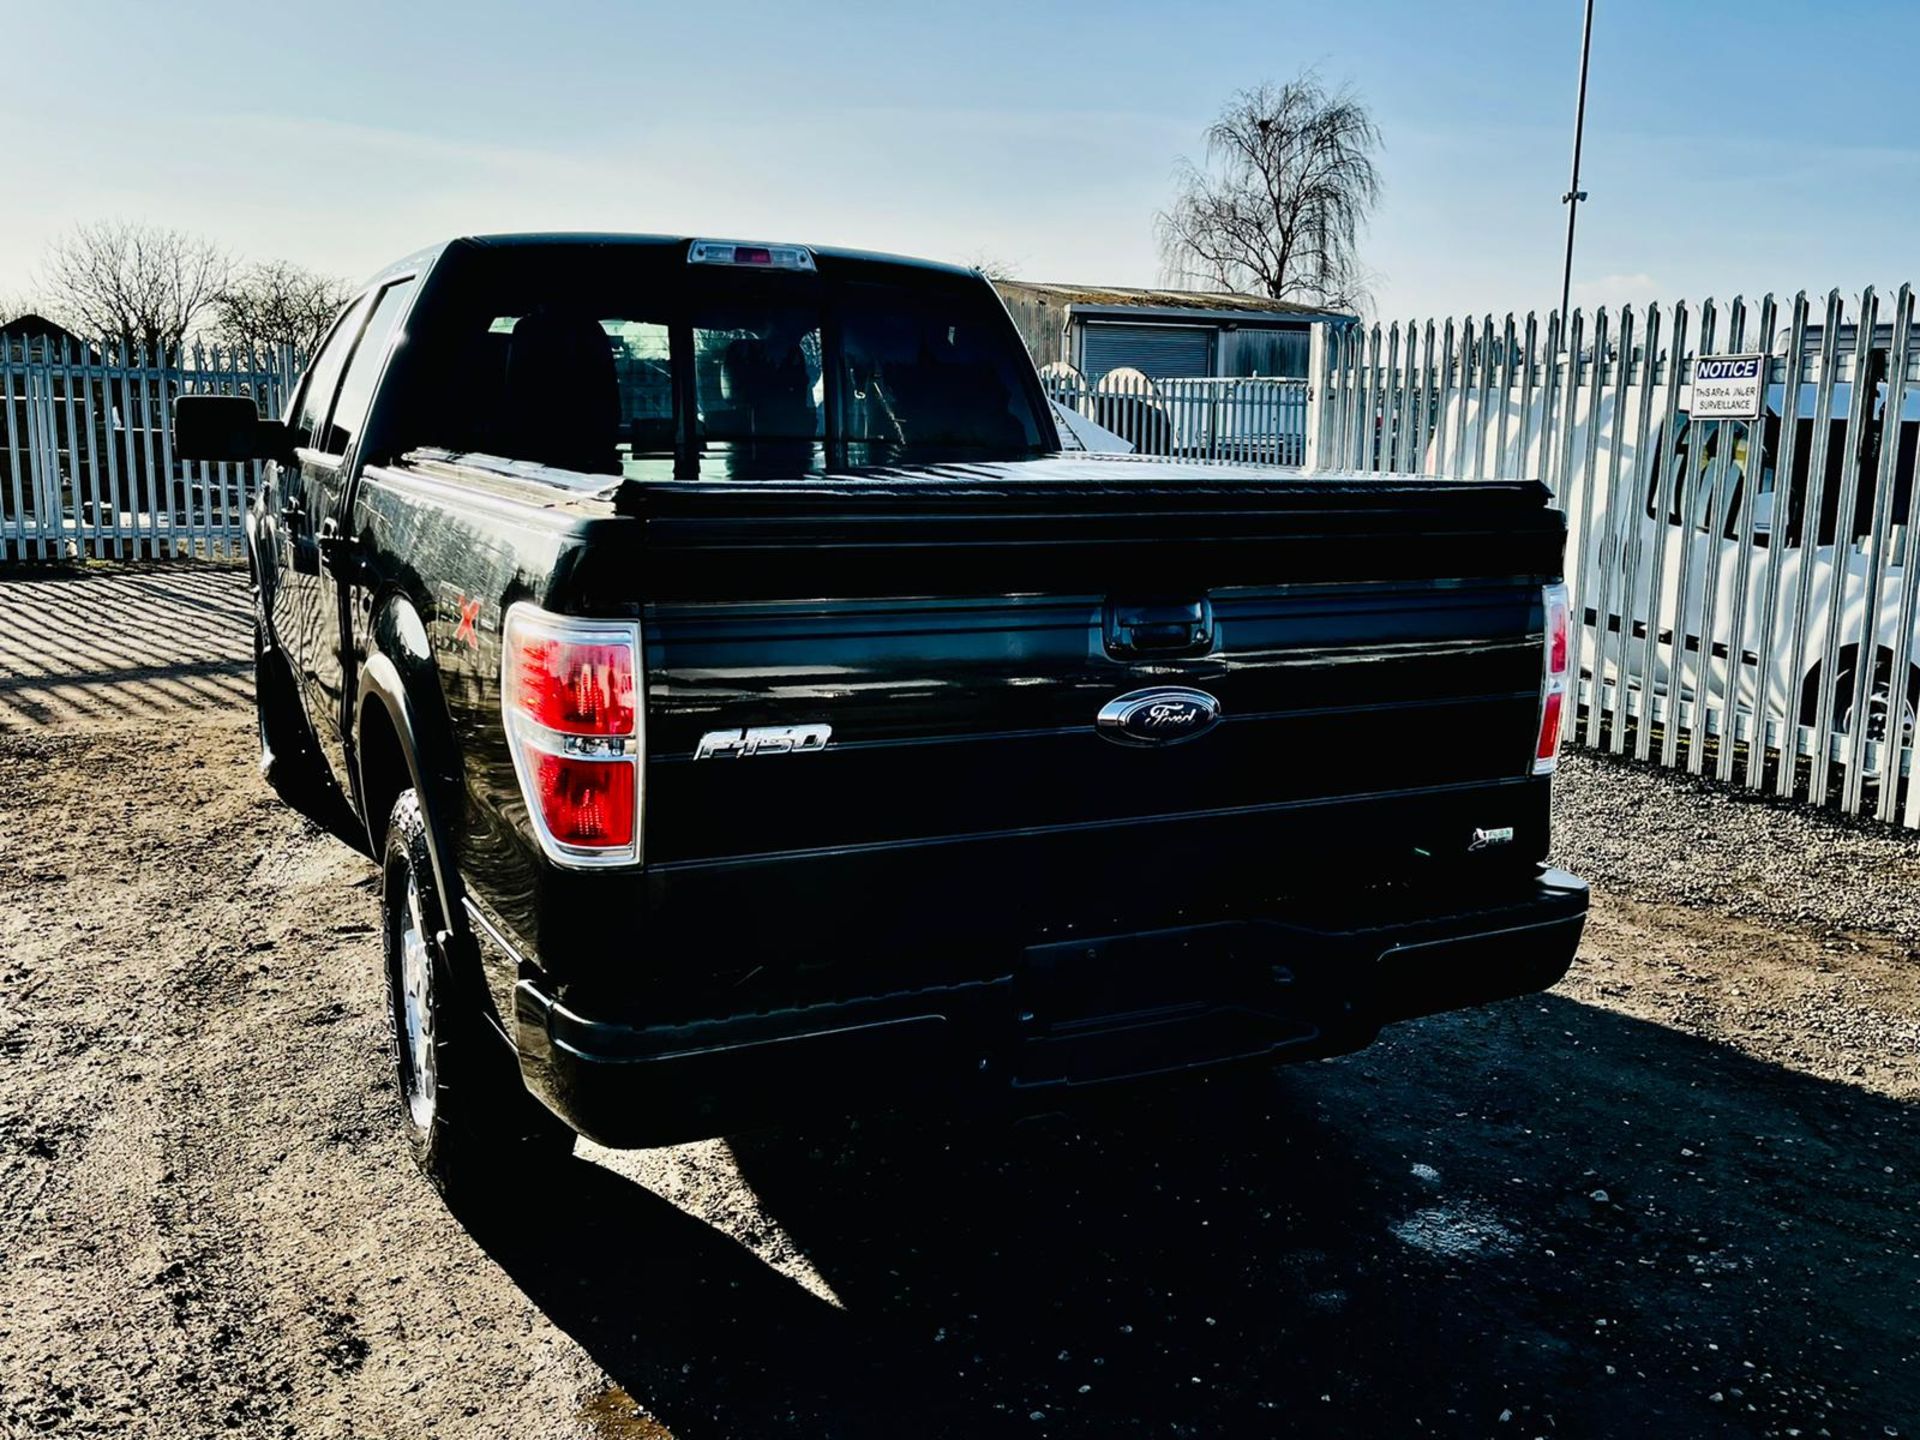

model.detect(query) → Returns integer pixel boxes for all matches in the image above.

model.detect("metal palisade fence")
[1314,286,1920,827]
[1043,370,1311,465]
[0,335,301,563]
[0,344,1314,560]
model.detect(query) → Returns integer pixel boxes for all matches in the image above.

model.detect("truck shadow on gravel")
[463,995,1919,1439]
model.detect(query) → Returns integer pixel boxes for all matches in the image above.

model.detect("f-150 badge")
[1095,687,1222,746]
[695,724,833,759]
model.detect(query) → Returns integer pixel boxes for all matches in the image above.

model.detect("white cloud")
[1570,273,1665,312]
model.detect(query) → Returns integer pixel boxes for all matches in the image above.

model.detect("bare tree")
[1156,76,1381,311]
[212,259,353,357]
[959,248,1020,282]
[0,292,46,326]
[40,220,233,352]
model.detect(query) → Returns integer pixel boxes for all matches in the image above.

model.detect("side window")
[320,278,418,456]
[1646,418,1704,528]
[289,293,374,449]
[1648,417,1763,538]
[1894,421,1919,532]
[1781,418,1877,549]
[1719,416,1777,543]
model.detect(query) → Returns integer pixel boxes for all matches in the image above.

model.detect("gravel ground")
[1556,748,1920,938]
[1,568,1917,1439]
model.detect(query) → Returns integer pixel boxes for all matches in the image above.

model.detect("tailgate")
[602,467,1563,876]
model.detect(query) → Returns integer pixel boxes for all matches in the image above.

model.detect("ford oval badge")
[1096,686,1222,746]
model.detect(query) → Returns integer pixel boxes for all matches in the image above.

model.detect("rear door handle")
[317,517,359,578]
[1104,597,1214,657]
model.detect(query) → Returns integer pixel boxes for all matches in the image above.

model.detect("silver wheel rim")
[1842,680,1913,746]
[398,871,438,1131]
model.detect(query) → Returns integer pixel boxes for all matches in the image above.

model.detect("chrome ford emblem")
[1096,686,1222,746]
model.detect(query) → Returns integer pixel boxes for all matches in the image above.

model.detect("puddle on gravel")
[1388,1202,1521,1260]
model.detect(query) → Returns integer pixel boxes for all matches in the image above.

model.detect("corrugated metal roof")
[994,280,1352,321]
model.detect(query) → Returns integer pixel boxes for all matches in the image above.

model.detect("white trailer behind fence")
[0,335,299,563]
[1315,285,1920,828]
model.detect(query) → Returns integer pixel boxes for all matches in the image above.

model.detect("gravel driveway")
[1,566,1916,1439]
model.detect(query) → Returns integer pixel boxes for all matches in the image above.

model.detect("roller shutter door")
[1081,323,1214,381]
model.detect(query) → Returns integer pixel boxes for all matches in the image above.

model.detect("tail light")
[1534,582,1571,775]
[502,604,643,866]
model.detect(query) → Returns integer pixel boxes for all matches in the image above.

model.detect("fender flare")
[355,593,467,926]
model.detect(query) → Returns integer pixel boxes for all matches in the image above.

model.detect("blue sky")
[2,0,1915,320]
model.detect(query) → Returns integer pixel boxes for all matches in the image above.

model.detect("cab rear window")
[399,246,1050,479]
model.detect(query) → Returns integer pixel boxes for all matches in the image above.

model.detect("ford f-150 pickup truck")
[174,234,1588,1203]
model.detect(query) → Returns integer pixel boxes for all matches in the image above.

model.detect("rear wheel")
[1804,651,1920,751]
[381,790,574,1206]
[1835,657,1918,749]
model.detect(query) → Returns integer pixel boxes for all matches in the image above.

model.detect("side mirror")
[173,394,294,464]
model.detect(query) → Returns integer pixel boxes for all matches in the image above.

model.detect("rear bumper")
[514,866,1589,1147]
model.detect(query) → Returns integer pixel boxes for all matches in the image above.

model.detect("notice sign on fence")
[1692,353,1766,419]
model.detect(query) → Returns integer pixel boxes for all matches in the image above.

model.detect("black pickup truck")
[175,233,1587,1201]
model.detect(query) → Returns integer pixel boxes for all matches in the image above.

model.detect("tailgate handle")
[1105,598,1214,657]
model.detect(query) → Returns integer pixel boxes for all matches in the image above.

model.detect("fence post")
[1563,307,1610,711]
[1717,294,1778,785]
[1847,284,1916,814]
[1748,293,1809,789]
[1778,292,1846,797]
[2,339,17,559]
[1305,325,1327,469]
[1610,303,1663,755]
[1690,296,1745,775]
[1589,309,1635,748]
[1807,290,1880,804]
[25,341,56,559]
[1882,290,1920,821]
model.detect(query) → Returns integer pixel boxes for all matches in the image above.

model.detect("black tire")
[381,789,574,1206]
[1803,650,1920,747]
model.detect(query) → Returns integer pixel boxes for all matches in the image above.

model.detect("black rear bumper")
[514,866,1588,1147]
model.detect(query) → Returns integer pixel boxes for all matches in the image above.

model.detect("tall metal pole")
[1560,0,1596,321]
